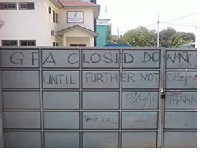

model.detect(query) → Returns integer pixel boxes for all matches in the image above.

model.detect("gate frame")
[0,48,4,147]
[157,47,165,147]
[0,46,197,148]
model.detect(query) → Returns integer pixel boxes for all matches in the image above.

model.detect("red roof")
[59,1,99,7]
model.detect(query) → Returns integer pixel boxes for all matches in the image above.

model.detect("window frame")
[2,40,18,46]
[56,13,58,23]
[53,11,58,24]
[49,6,51,14]
[53,10,55,23]
[20,40,36,46]
[0,2,17,10]
[19,2,35,10]
[70,44,86,47]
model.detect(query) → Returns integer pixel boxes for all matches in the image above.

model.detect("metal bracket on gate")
[161,94,165,99]
[160,88,165,99]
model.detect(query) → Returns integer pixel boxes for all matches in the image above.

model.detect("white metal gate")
[0,47,197,148]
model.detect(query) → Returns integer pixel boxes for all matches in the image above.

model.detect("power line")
[162,22,197,26]
[144,13,196,28]
[161,12,197,23]
[145,22,157,28]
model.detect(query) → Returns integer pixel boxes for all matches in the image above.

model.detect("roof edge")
[57,25,98,37]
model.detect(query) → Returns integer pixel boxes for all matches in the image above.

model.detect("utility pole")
[117,27,120,38]
[157,14,160,47]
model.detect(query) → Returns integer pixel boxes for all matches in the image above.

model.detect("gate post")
[0,48,4,147]
[157,47,165,148]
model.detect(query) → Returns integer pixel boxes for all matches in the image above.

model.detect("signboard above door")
[67,11,84,23]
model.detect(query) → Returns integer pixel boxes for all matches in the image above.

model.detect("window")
[53,42,58,46]
[70,44,86,47]
[2,40,17,46]
[53,10,55,22]
[49,6,51,14]
[91,0,96,3]
[20,40,36,46]
[19,2,34,10]
[56,13,58,23]
[53,11,58,23]
[0,2,17,10]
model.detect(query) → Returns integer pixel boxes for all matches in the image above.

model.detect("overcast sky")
[97,0,198,35]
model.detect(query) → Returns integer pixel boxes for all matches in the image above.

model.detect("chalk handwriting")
[5,50,197,68]
[126,92,156,104]
[166,72,197,87]
[141,52,160,63]
[83,115,118,125]
[125,92,157,108]
[43,52,57,65]
[10,51,39,65]
[167,93,197,105]
[164,51,197,68]
[83,52,123,64]
[10,52,24,65]
[140,72,159,81]
[84,71,159,84]
[43,74,77,85]
[67,53,79,64]
[82,51,160,65]
[164,52,190,63]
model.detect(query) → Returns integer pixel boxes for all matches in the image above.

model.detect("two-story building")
[0,0,100,47]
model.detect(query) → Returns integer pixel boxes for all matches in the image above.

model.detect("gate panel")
[165,92,197,109]
[83,132,119,148]
[44,132,79,148]
[3,91,40,109]
[2,71,39,89]
[83,92,119,109]
[163,131,197,148]
[163,49,197,148]
[122,92,159,109]
[43,112,79,129]
[122,112,158,129]
[43,92,79,109]
[122,132,157,148]
[4,132,42,148]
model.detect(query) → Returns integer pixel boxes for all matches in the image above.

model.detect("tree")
[169,32,195,48]
[122,26,156,47]
[106,25,112,44]
[159,28,176,47]
[110,35,123,43]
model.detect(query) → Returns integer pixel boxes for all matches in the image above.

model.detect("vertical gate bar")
[79,48,83,148]
[0,48,4,147]
[157,48,165,148]
[39,48,44,148]
[119,48,123,148]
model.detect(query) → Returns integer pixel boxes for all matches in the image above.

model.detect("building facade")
[96,18,111,47]
[0,0,100,47]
